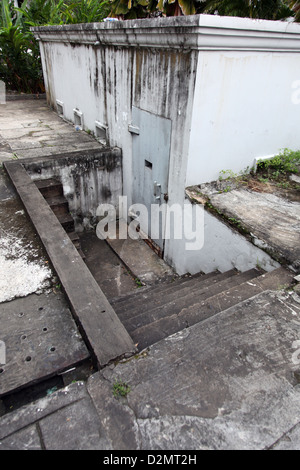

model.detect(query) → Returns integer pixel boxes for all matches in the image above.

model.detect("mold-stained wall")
[32,15,300,274]
[24,148,122,231]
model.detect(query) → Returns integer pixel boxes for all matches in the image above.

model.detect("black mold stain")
[101,185,112,199]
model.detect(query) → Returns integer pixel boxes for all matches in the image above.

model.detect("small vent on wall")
[95,121,108,146]
[56,100,64,117]
[73,108,83,130]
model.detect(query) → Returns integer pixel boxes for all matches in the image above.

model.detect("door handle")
[154,181,161,200]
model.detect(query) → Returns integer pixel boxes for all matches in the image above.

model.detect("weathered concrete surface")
[23,148,123,232]
[1,99,300,450]
[88,289,300,450]
[205,188,300,272]
[79,231,138,300]
[0,111,55,303]
[0,98,107,304]
[107,219,175,285]
[0,196,53,303]
[0,99,100,160]
[0,291,90,397]
[1,288,300,450]
[0,381,111,450]
[4,161,136,367]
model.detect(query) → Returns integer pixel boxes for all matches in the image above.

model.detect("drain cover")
[0,291,90,397]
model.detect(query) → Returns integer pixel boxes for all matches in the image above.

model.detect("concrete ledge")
[32,14,300,52]
[6,94,47,101]
[3,160,136,368]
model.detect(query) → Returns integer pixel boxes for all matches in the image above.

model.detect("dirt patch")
[246,174,300,203]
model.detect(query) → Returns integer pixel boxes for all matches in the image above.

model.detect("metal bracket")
[128,124,140,135]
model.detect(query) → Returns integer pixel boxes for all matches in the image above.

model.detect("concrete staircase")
[34,178,85,259]
[111,266,294,351]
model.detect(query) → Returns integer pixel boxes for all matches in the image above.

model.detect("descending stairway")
[111,266,294,351]
[34,178,85,259]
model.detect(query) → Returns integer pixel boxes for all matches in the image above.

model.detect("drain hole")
[39,307,44,311]
[21,334,27,341]
[18,312,24,317]
[43,327,48,332]
[49,347,56,352]
[25,356,32,362]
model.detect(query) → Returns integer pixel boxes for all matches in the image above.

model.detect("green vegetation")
[218,149,300,191]
[257,148,300,179]
[0,0,110,94]
[0,0,43,93]
[135,277,144,287]
[112,380,131,398]
[110,0,294,19]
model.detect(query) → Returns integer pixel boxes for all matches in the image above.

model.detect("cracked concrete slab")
[0,99,101,161]
[208,188,300,271]
[88,289,300,450]
[1,98,300,450]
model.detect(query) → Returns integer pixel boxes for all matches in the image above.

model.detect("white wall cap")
[32,14,300,51]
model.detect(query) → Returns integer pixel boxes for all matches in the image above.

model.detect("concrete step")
[68,231,80,242]
[67,232,82,251]
[55,212,74,232]
[111,270,223,311]
[35,178,63,199]
[114,269,244,321]
[77,248,86,260]
[125,267,294,351]
[44,195,69,217]
[119,268,262,330]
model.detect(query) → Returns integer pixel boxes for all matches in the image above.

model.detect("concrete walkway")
[1,100,300,450]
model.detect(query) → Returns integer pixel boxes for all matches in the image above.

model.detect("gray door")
[130,107,171,252]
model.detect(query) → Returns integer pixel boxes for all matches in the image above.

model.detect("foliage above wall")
[110,0,294,19]
[0,0,111,93]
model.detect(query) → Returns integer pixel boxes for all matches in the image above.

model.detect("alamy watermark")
[96,196,204,251]
[0,80,6,105]
[0,340,6,366]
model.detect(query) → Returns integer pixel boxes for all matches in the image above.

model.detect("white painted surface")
[166,200,280,275]
[186,50,300,185]
[0,231,52,303]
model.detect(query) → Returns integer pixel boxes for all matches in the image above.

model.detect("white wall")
[34,15,300,275]
[39,38,197,223]
[37,15,300,193]
[164,197,279,275]
[186,50,300,185]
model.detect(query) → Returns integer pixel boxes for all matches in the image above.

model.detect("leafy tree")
[202,0,293,19]
[109,0,294,19]
[0,0,44,93]
[18,0,66,26]
[289,0,300,20]
[0,0,111,93]
[62,0,111,23]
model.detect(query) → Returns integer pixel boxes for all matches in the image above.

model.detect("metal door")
[129,107,171,253]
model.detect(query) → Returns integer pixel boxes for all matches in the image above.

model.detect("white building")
[33,14,300,274]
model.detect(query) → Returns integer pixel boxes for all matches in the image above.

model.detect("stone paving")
[0,99,300,451]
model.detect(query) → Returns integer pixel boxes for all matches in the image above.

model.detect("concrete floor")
[1,99,300,450]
